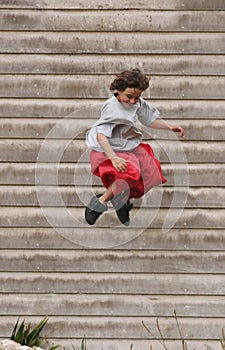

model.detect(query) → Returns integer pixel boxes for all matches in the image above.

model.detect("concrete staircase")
[0,1,225,349]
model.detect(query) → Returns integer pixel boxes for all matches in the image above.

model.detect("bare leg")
[99,185,113,203]
[99,183,130,204]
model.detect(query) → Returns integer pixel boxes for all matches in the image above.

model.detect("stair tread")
[1,0,224,10]
[1,32,225,54]
[0,99,224,118]
[1,10,225,32]
[0,227,224,251]
[0,315,224,340]
[1,293,225,317]
[0,185,224,209]
[0,207,224,229]
[0,139,224,163]
[0,271,224,295]
[0,54,225,75]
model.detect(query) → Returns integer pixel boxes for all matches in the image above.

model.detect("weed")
[10,316,59,350]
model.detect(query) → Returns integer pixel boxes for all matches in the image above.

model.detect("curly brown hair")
[110,68,151,92]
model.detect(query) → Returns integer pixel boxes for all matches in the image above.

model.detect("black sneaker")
[111,193,133,226]
[85,194,108,225]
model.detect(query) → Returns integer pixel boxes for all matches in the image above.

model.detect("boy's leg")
[85,193,108,225]
[98,186,114,203]
[110,191,133,226]
[100,183,133,226]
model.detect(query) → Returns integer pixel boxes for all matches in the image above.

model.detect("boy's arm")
[96,133,127,172]
[149,119,184,137]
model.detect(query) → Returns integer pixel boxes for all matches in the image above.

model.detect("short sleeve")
[95,123,115,138]
[137,98,160,126]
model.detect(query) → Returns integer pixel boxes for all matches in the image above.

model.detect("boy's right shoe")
[85,194,108,225]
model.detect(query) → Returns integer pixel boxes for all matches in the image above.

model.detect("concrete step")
[0,99,224,119]
[0,271,224,294]
[0,54,225,75]
[0,249,225,273]
[1,0,224,10]
[1,32,225,54]
[0,315,224,340]
[0,75,224,99]
[0,118,224,141]
[0,139,224,163]
[1,163,224,187]
[0,227,225,251]
[1,10,225,32]
[33,339,224,350]
[0,185,224,209]
[0,207,224,229]
[1,294,225,317]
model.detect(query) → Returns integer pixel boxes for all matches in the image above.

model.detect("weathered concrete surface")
[0,207,225,228]
[0,75,225,99]
[0,118,224,141]
[1,32,225,54]
[1,249,225,273]
[0,185,224,209]
[35,339,225,350]
[0,227,225,251]
[1,54,225,75]
[0,163,224,186]
[0,98,224,119]
[0,315,224,339]
[0,139,224,163]
[1,10,225,32]
[1,272,225,295]
[0,0,224,10]
[1,294,225,317]
[0,53,223,75]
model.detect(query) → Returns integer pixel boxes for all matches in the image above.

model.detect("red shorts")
[90,143,167,199]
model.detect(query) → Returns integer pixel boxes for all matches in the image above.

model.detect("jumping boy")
[85,69,184,226]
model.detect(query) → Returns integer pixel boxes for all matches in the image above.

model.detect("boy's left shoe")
[111,192,133,226]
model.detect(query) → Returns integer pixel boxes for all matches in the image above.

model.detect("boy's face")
[117,87,142,107]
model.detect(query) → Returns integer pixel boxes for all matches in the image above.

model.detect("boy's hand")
[111,156,128,172]
[171,126,185,137]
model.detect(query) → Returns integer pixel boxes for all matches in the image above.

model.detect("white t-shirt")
[86,94,160,152]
